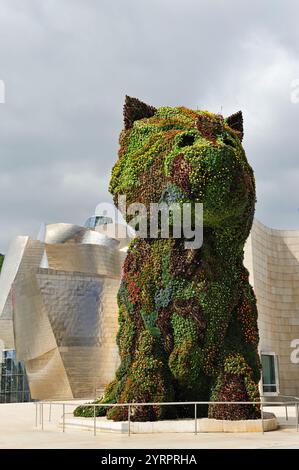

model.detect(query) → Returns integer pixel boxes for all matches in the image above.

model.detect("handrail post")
[94,405,96,436]
[285,405,288,421]
[128,405,131,437]
[35,402,38,427]
[261,402,264,434]
[62,404,65,433]
[194,404,197,435]
[41,403,44,431]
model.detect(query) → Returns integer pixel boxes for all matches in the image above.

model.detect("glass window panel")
[262,354,277,393]
[263,385,277,393]
[0,350,31,403]
[12,375,18,391]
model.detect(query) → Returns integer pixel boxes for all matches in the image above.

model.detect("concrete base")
[63,412,278,433]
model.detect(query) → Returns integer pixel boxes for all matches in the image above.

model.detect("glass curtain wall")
[0,349,31,403]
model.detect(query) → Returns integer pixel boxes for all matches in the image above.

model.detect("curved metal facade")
[0,222,125,400]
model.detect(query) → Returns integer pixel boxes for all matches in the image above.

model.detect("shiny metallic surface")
[43,223,87,244]
[0,221,126,400]
[44,243,123,277]
[0,236,29,318]
[42,223,122,248]
[13,269,120,399]
[0,237,44,349]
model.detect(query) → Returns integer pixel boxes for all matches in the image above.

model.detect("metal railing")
[34,399,299,436]
[261,394,299,422]
[277,394,299,401]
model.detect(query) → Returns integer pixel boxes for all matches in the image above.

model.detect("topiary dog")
[75,96,261,422]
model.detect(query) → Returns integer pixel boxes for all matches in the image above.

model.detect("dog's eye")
[177,134,195,148]
[223,135,236,147]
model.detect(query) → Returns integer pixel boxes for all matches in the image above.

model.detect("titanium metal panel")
[1,222,125,399]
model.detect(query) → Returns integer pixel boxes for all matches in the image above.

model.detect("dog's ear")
[123,95,156,130]
[195,114,224,140]
[226,111,243,141]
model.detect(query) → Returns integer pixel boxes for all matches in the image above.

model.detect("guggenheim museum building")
[0,212,299,402]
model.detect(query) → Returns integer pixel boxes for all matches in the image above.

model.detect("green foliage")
[154,284,173,310]
[209,354,260,420]
[73,381,118,418]
[169,312,204,385]
[107,331,175,421]
[140,309,161,337]
[75,103,260,421]
[0,254,4,272]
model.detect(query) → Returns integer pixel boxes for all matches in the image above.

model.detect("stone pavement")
[0,402,298,449]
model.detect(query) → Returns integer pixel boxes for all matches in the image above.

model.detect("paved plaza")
[0,402,298,449]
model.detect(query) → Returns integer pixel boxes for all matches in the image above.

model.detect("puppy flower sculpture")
[75,97,260,422]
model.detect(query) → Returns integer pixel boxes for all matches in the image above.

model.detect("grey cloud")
[1,0,299,251]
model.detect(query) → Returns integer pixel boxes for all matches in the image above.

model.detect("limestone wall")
[244,219,299,397]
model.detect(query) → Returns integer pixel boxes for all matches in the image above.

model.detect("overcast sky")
[0,0,299,252]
